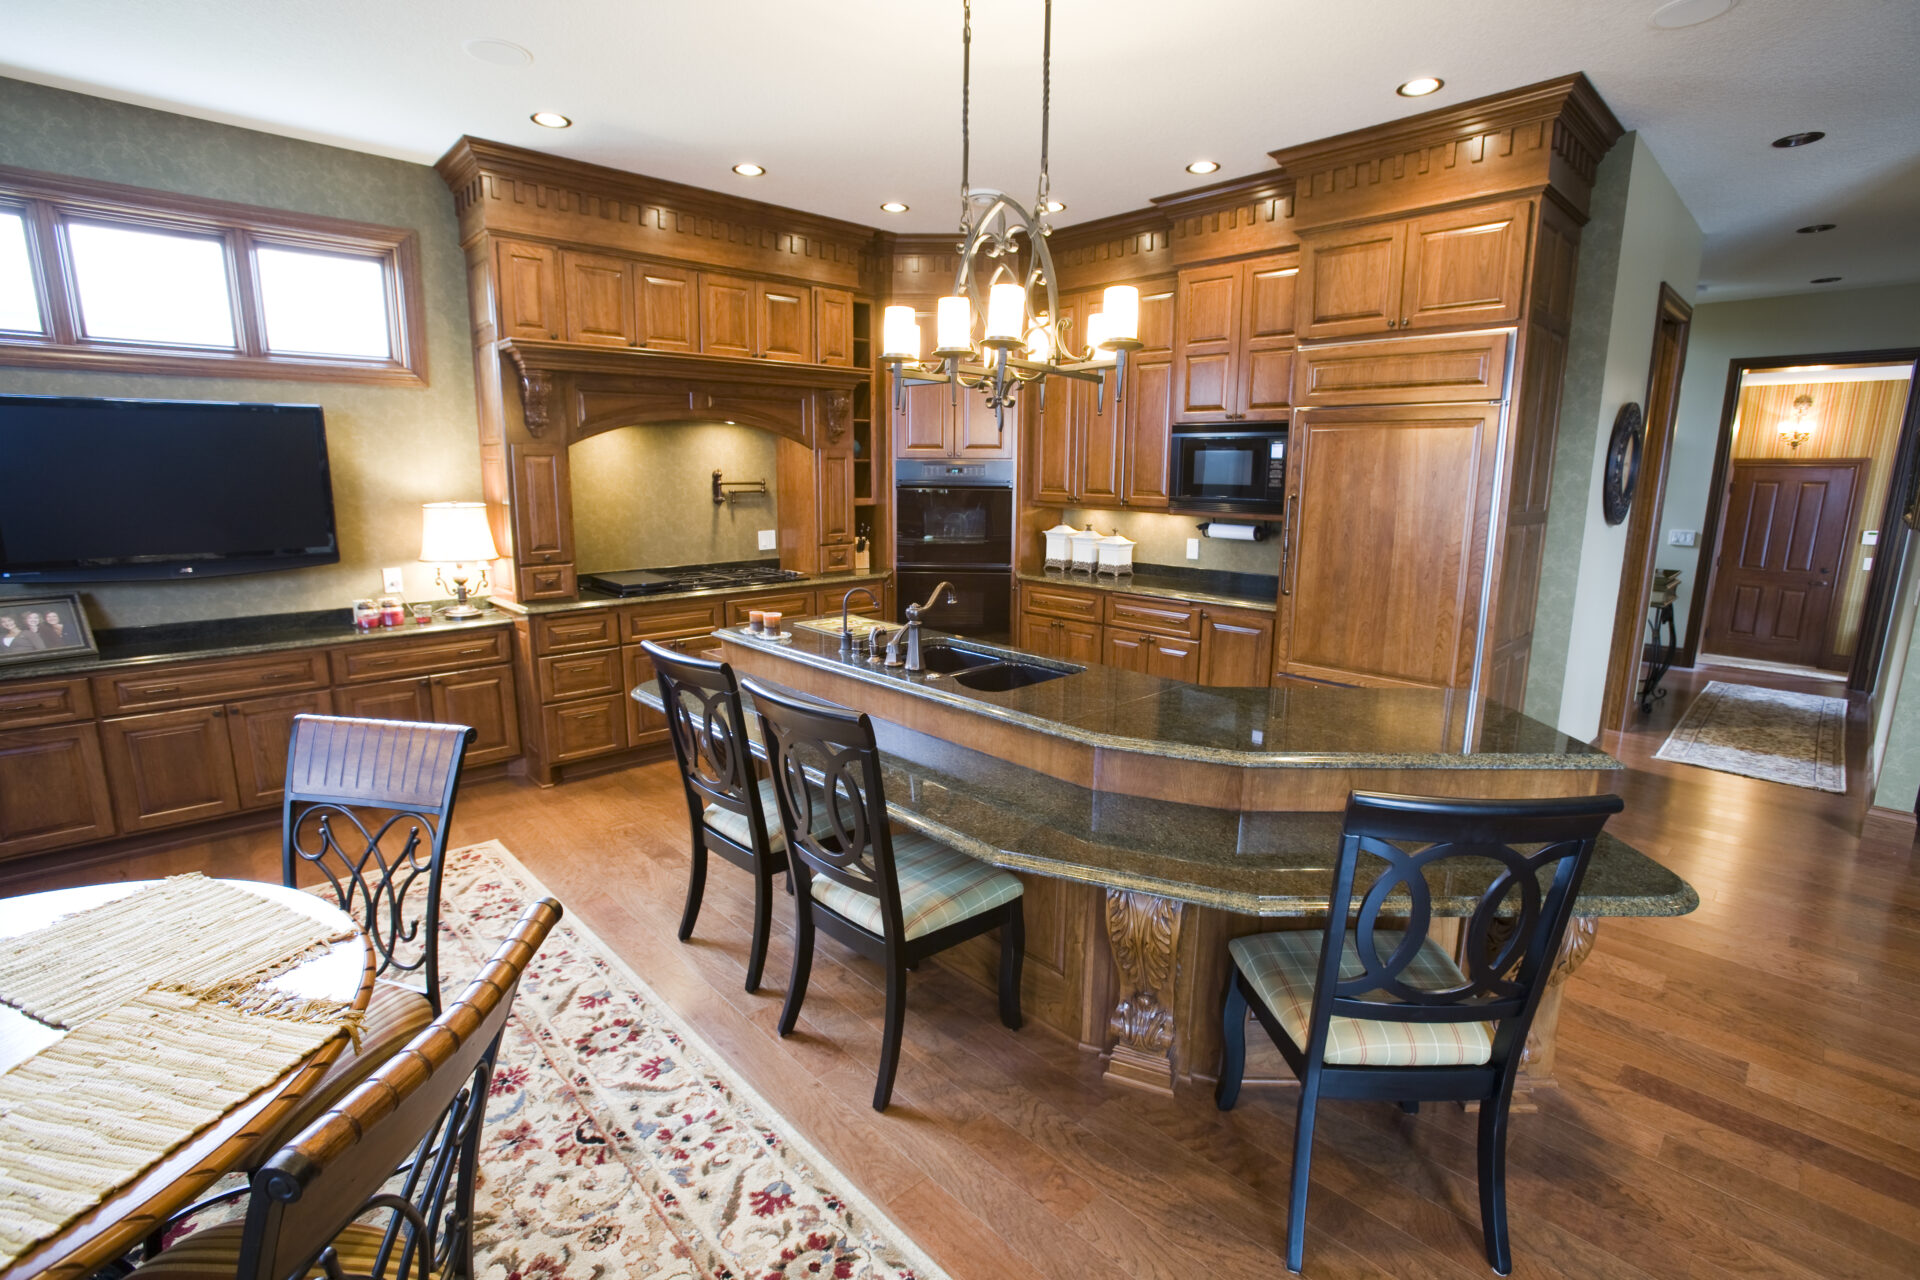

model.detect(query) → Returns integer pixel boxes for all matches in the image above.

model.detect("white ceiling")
[2,0,1916,302]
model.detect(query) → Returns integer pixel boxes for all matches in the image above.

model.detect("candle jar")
[379,596,405,628]
[411,603,435,625]
[763,611,783,635]
[748,610,766,634]
[352,599,379,631]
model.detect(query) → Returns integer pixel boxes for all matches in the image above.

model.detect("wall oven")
[895,459,1013,640]
[1169,424,1289,515]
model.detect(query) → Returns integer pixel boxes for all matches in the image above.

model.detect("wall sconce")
[1778,393,1816,452]
[419,501,500,619]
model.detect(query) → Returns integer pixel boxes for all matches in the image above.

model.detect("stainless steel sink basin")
[951,661,1074,692]
[917,642,1004,674]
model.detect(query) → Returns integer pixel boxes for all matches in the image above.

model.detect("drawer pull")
[363,657,397,668]
[259,671,301,683]
[142,685,180,697]
[459,646,492,657]
[6,696,60,711]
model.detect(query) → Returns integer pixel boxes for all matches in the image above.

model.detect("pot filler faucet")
[838,587,880,656]
[867,580,958,673]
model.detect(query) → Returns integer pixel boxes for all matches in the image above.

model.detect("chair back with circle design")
[1309,791,1624,1069]
[739,677,907,941]
[644,641,775,858]
[282,715,475,1013]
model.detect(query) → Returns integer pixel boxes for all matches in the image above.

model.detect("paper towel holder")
[1196,521,1270,542]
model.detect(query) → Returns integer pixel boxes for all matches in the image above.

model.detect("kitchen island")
[638,623,1694,1097]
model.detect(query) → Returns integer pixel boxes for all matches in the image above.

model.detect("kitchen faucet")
[838,586,880,656]
[895,580,957,673]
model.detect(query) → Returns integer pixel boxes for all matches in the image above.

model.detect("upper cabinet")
[896,378,1013,460]
[701,274,814,363]
[1298,199,1531,341]
[560,250,635,347]
[1171,253,1297,423]
[497,239,562,341]
[1028,280,1175,509]
[700,273,757,359]
[637,264,698,352]
[814,287,855,367]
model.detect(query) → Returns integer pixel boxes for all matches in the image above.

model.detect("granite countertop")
[1019,564,1279,612]
[718,624,1618,772]
[0,606,514,680]
[632,681,1691,918]
[493,568,891,617]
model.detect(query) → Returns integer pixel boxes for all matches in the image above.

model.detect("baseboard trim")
[1865,805,1918,840]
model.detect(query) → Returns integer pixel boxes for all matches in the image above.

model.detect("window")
[0,166,425,384]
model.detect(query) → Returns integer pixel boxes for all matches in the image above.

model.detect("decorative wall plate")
[1602,402,1644,526]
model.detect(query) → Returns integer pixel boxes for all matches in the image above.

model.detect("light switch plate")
[1864,556,1874,571]
[1186,537,1201,560]
[1667,529,1698,547]
[758,529,778,551]
[382,566,405,594]
[1864,529,1880,546]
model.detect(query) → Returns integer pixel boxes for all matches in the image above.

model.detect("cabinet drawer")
[93,651,330,714]
[537,649,625,703]
[518,564,577,601]
[1294,332,1510,406]
[1104,593,1202,639]
[621,599,726,644]
[819,543,855,574]
[543,694,628,763]
[0,677,93,729]
[331,628,512,684]
[531,610,620,655]
[725,591,817,625]
[1022,584,1101,622]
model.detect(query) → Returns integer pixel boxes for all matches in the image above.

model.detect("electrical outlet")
[1186,537,1201,560]
[758,529,778,551]
[1667,529,1698,547]
[382,566,405,594]
[1864,556,1874,571]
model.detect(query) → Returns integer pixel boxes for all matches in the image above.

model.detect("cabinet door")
[1278,404,1501,689]
[1199,609,1275,687]
[1400,200,1531,331]
[561,250,637,347]
[896,379,952,458]
[638,264,699,352]
[955,393,1014,459]
[819,450,855,544]
[335,676,434,722]
[1299,223,1406,340]
[1121,358,1173,509]
[756,283,813,362]
[1031,296,1081,499]
[509,445,571,565]
[1172,263,1240,421]
[814,287,855,366]
[544,695,628,763]
[227,690,332,811]
[431,666,522,767]
[1020,614,1062,658]
[1103,627,1155,674]
[700,273,757,359]
[1238,256,1298,421]
[0,723,116,858]
[99,706,241,834]
[1057,617,1102,665]
[1136,278,1177,359]
[496,239,561,341]
[1145,634,1202,683]
[625,633,710,747]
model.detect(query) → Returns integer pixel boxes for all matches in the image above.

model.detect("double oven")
[894,459,1013,641]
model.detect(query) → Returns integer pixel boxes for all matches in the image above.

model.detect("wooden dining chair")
[644,641,788,993]
[133,899,562,1280]
[739,676,1025,1112]
[1215,790,1623,1275]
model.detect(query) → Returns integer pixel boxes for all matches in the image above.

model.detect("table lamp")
[419,502,500,619]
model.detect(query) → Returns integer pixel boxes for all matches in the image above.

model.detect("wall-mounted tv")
[0,394,340,583]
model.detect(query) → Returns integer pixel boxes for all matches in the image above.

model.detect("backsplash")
[571,423,780,572]
[1060,508,1282,576]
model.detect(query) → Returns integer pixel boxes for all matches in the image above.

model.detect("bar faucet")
[899,581,958,674]
[838,587,879,656]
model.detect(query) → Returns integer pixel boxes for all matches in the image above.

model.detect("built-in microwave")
[1169,424,1288,514]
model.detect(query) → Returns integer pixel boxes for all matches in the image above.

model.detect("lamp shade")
[1024,319,1054,363]
[935,295,973,354]
[985,282,1026,342]
[1084,311,1116,363]
[419,502,499,564]
[882,305,921,360]
[1102,285,1140,342]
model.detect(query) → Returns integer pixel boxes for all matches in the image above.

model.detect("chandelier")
[1778,393,1816,451]
[881,0,1141,433]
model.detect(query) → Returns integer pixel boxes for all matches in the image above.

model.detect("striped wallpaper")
[1729,377,1913,657]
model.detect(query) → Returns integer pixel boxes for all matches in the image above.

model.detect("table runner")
[0,874,353,1028]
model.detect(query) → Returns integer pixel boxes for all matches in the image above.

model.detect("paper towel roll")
[1200,521,1261,541]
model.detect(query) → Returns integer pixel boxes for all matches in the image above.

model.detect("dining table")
[0,879,374,1280]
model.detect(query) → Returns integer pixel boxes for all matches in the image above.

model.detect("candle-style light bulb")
[1084,311,1114,363]
[1024,320,1053,363]
[985,282,1026,343]
[935,295,973,355]
[882,305,920,361]
[1102,285,1140,343]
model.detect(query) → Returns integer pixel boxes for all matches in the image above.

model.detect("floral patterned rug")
[1653,679,1847,792]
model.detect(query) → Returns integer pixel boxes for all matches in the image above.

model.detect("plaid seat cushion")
[703,777,784,852]
[135,1219,450,1279]
[811,830,1022,941]
[1229,929,1493,1067]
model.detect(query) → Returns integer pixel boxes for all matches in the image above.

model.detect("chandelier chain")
[1037,0,1052,212]
[959,0,972,237]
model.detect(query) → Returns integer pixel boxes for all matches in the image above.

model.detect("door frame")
[1684,346,1920,693]
[1599,283,1692,735]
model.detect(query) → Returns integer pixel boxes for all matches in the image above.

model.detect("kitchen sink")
[951,661,1074,692]
[917,642,1004,674]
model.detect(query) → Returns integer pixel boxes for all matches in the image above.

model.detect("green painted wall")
[0,76,479,628]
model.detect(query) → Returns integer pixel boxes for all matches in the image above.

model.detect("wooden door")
[496,239,561,341]
[335,676,434,722]
[1705,460,1863,667]
[1122,358,1173,509]
[819,450,855,544]
[700,273,757,359]
[1103,627,1155,674]
[623,632,709,748]
[1136,278,1176,359]
[1278,404,1502,689]
[1172,263,1240,421]
[1298,222,1405,340]
[638,264,698,352]
[1200,608,1275,687]
[0,723,115,857]
[431,666,522,766]
[815,287,855,366]
[1032,296,1081,498]
[227,690,331,810]
[1399,200,1531,332]
[1057,617,1102,664]
[756,283,813,362]
[99,706,241,833]
[1144,633,1202,683]
[1238,256,1297,421]
[544,696,628,762]
[561,250,636,347]
[1020,614,1063,658]
[509,445,572,566]
[955,393,1015,459]
[896,377,952,458]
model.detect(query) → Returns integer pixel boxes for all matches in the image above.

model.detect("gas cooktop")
[580,561,805,598]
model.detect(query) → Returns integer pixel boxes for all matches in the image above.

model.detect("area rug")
[1653,680,1847,792]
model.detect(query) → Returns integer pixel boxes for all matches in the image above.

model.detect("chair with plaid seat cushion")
[741,676,1024,1112]
[1216,790,1622,1276]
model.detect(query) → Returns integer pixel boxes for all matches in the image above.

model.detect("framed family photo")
[0,593,97,667]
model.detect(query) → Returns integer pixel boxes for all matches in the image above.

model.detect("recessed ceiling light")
[464,38,533,67]
[1185,160,1219,175]
[529,111,571,129]
[1650,0,1738,30]
[1796,223,1836,234]
[1044,199,1066,213]
[1811,276,1842,284]
[1772,131,1825,148]
[733,163,765,177]
[1396,77,1444,98]
[880,201,909,214]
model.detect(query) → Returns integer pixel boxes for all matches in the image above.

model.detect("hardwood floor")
[5,671,1917,1279]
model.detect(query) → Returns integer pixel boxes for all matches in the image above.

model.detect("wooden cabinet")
[332,630,512,684]
[1021,581,1271,686]
[0,677,92,731]
[819,450,855,546]
[227,690,331,810]
[1123,357,1174,508]
[99,706,242,833]
[531,610,621,655]
[1022,584,1101,623]
[537,649,624,703]
[335,676,434,722]
[1297,223,1403,340]
[1102,626,1201,682]
[725,590,818,624]
[1295,332,1511,407]
[0,723,115,857]
[894,375,1012,460]
[561,250,637,347]
[637,264,698,352]
[1105,593,1202,640]
[1199,607,1275,687]
[431,667,521,767]
[497,239,561,341]
[815,287,855,366]
[700,273,757,359]
[544,695,628,763]
[1030,281,1176,509]
[1172,255,1296,423]
[757,282,813,362]
[93,652,329,716]
[1298,200,1530,340]
[622,632,713,748]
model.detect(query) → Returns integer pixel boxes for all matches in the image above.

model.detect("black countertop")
[1019,564,1279,611]
[494,569,892,616]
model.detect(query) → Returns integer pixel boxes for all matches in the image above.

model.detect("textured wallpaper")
[0,76,479,629]
[570,423,781,572]
[1058,507,1282,577]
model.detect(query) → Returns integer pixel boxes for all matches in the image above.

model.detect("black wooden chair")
[644,640,788,993]
[740,676,1025,1111]
[1215,790,1623,1275]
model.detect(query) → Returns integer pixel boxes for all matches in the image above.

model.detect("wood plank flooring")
[5,665,1916,1279]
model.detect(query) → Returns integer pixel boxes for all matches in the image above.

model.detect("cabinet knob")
[1401,317,1410,328]
[1386,318,1397,329]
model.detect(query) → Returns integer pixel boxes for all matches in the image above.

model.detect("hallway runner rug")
[1653,680,1847,792]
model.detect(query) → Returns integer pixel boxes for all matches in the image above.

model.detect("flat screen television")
[0,394,340,583]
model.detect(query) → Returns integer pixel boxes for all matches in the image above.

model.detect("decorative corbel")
[505,348,553,438]
[824,390,851,444]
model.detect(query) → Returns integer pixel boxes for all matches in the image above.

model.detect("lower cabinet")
[1022,586,1270,687]
[1104,626,1202,682]
[99,706,244,834]
[1019,614,1101,663]
[1198,607,1276,688]
[0,722,116,857]
[228,691,333,810]
[335,676,434,722]
[544,694,628,763]
[431,667,521,766]
[623,633,711,749]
